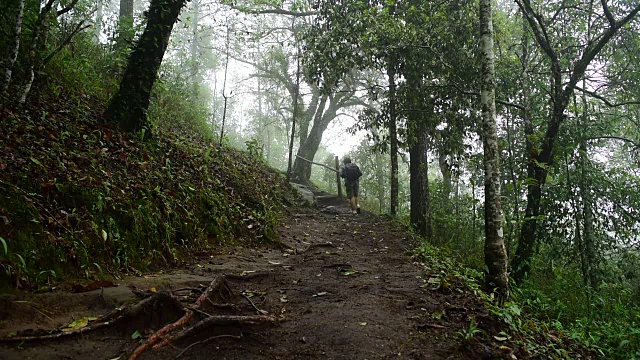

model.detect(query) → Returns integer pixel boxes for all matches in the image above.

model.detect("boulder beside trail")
[290,183,316,207]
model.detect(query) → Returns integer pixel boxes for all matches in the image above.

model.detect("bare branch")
[566,3,640,100]
[57,0,80,17]
[600,0,616,26]
[515,0,559,64]
[41,21,90,66]
[586,136,640,148]
[228,4,317,17]
[573,85,640,108]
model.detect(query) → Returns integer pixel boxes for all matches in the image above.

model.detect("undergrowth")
[0,85,296,290]
[414,240,594,359]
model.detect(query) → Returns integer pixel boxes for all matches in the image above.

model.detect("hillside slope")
[0,95,296,289]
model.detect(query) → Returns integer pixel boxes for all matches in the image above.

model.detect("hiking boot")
[356,206,361,214]
[352,210,357,215]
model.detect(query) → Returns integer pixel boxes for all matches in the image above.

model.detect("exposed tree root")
[225,272,272,281]
[1,275,279,360]
[173,334,243,359]
[0,291,181,343]
[128,276,277,360]
[153,315,276,350]
[301,242,336,253]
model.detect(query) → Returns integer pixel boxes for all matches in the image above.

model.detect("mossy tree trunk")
[479,0,509,301]
[104,0,187,135]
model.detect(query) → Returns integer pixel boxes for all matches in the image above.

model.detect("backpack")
[343,163,362,180]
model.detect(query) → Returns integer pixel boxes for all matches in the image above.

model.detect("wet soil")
[0,194,519,360]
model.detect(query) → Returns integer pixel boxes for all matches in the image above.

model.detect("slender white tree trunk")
[1,0,25,95]
[479,0,509,302]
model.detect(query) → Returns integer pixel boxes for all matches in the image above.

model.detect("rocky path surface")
[0,194,514,360]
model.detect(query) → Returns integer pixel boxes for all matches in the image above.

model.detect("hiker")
[340,156,362,214]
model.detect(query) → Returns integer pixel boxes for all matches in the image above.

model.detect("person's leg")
[345,181,356,212]
[353,181,360,213]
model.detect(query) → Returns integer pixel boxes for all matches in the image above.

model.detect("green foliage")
[457,318,483,343]
[513,256,640,359]
[0,84,295,289]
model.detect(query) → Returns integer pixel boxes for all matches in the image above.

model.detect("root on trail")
[0,276,278,360]
[0,291,182,343]
[128,275,276,360]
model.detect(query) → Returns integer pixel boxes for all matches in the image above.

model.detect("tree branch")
[56,0,80,17]
[515,0,558,64]
[565,2,640,101]
[228,4,317,17]
[600,0,616,26]
[586,136,640,148]
[41,21,90,66]
[573,85,640,108]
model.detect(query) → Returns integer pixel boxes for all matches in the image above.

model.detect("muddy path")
[0,194,516,360]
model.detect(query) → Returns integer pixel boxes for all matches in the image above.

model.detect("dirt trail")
[0,194,513,360]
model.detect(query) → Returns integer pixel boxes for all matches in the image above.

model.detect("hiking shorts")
[344,179,359,198]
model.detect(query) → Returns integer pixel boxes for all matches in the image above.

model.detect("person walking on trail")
[340,157,362,214]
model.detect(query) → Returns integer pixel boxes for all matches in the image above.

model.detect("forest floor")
[0,193,528,360]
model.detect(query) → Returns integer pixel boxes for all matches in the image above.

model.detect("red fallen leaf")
[41,182,56,189]
[71,280,116,293]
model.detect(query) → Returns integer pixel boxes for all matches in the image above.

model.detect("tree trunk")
[1,0,25,96]
[376,151,385,213]
[504,115,520,255]
[286,43,301,182]
[298,92,321,148]
[291,100,336,182]
[17,0,57,104]
[117,0,135,47]
[387,60,399,216]
[219,23,231,144]
[94,0,103,42]
[409,123,432,239]
[438,152,452,199]
[190,0,200,96]
[104,0,187,134]
[408,77,432,239]
[479,0,509,301]
[579,92,597,288]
